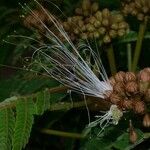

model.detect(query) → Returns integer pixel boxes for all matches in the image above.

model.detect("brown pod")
[133,100,145,114]
[143,113,150,127]
[129,120,138,144]
[125,81,138,93]
[125,72,136,82]
[115,71,126,82]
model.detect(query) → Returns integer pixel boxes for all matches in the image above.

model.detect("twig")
[106,44,117,75]
[127,43,132,71]
[131,18,148,72]
[41,128,85,139]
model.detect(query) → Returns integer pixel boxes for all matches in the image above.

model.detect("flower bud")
[113,14,124,23]
[118,22,128,29]
[129,120,138,144]
[122,100,133,109]
[125,81,138,93]
[102,8,110,18]
[81,33,88,39]
[133,100,145,114]
[82,0,91,11]
[143,113,150,127]
[91,2,99,13]
[137,13,144,21]
[94,20,101,28]
[115,71,126,82]
[113,82,125,94]
[109,30,117,38]
[125,72,136,82]
[95,11,102,21]
[98,27,106,35]
[138,68,150,82]
[109,93,122,104]
[75,8,83,15]
[102,19,109,26]
[103,34,111,43]
[109,76,116,86]
[93,31,100,38]
[111,23,118,30]
[118,29,126,37]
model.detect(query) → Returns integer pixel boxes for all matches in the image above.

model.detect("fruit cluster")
[122,0,150,21]
[63,0,129,43]
[107,68,150,127]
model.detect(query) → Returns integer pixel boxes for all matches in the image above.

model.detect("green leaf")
[118,31,150,43]
[12,98,34,150]
[35,90,50,115]
[0,108,15,150]
[113,129,144,150]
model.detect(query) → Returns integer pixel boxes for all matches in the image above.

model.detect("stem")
[49,100,92,111]
[127,43,132,71]
[131,18,148,72]
[41,128,85,139]
[106,44,117,75]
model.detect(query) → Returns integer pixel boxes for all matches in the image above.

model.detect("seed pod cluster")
[63,0,129,43]
[107,68,150,115]
[122,0,150,21]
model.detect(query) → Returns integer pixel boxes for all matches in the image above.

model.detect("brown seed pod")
[125,81,138,93]
[125,72,137,82]
[115,71,126,82]
[133,100,145,114]
[109,92,123,104]
[143,113,150,127]
[129,120,138,144]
